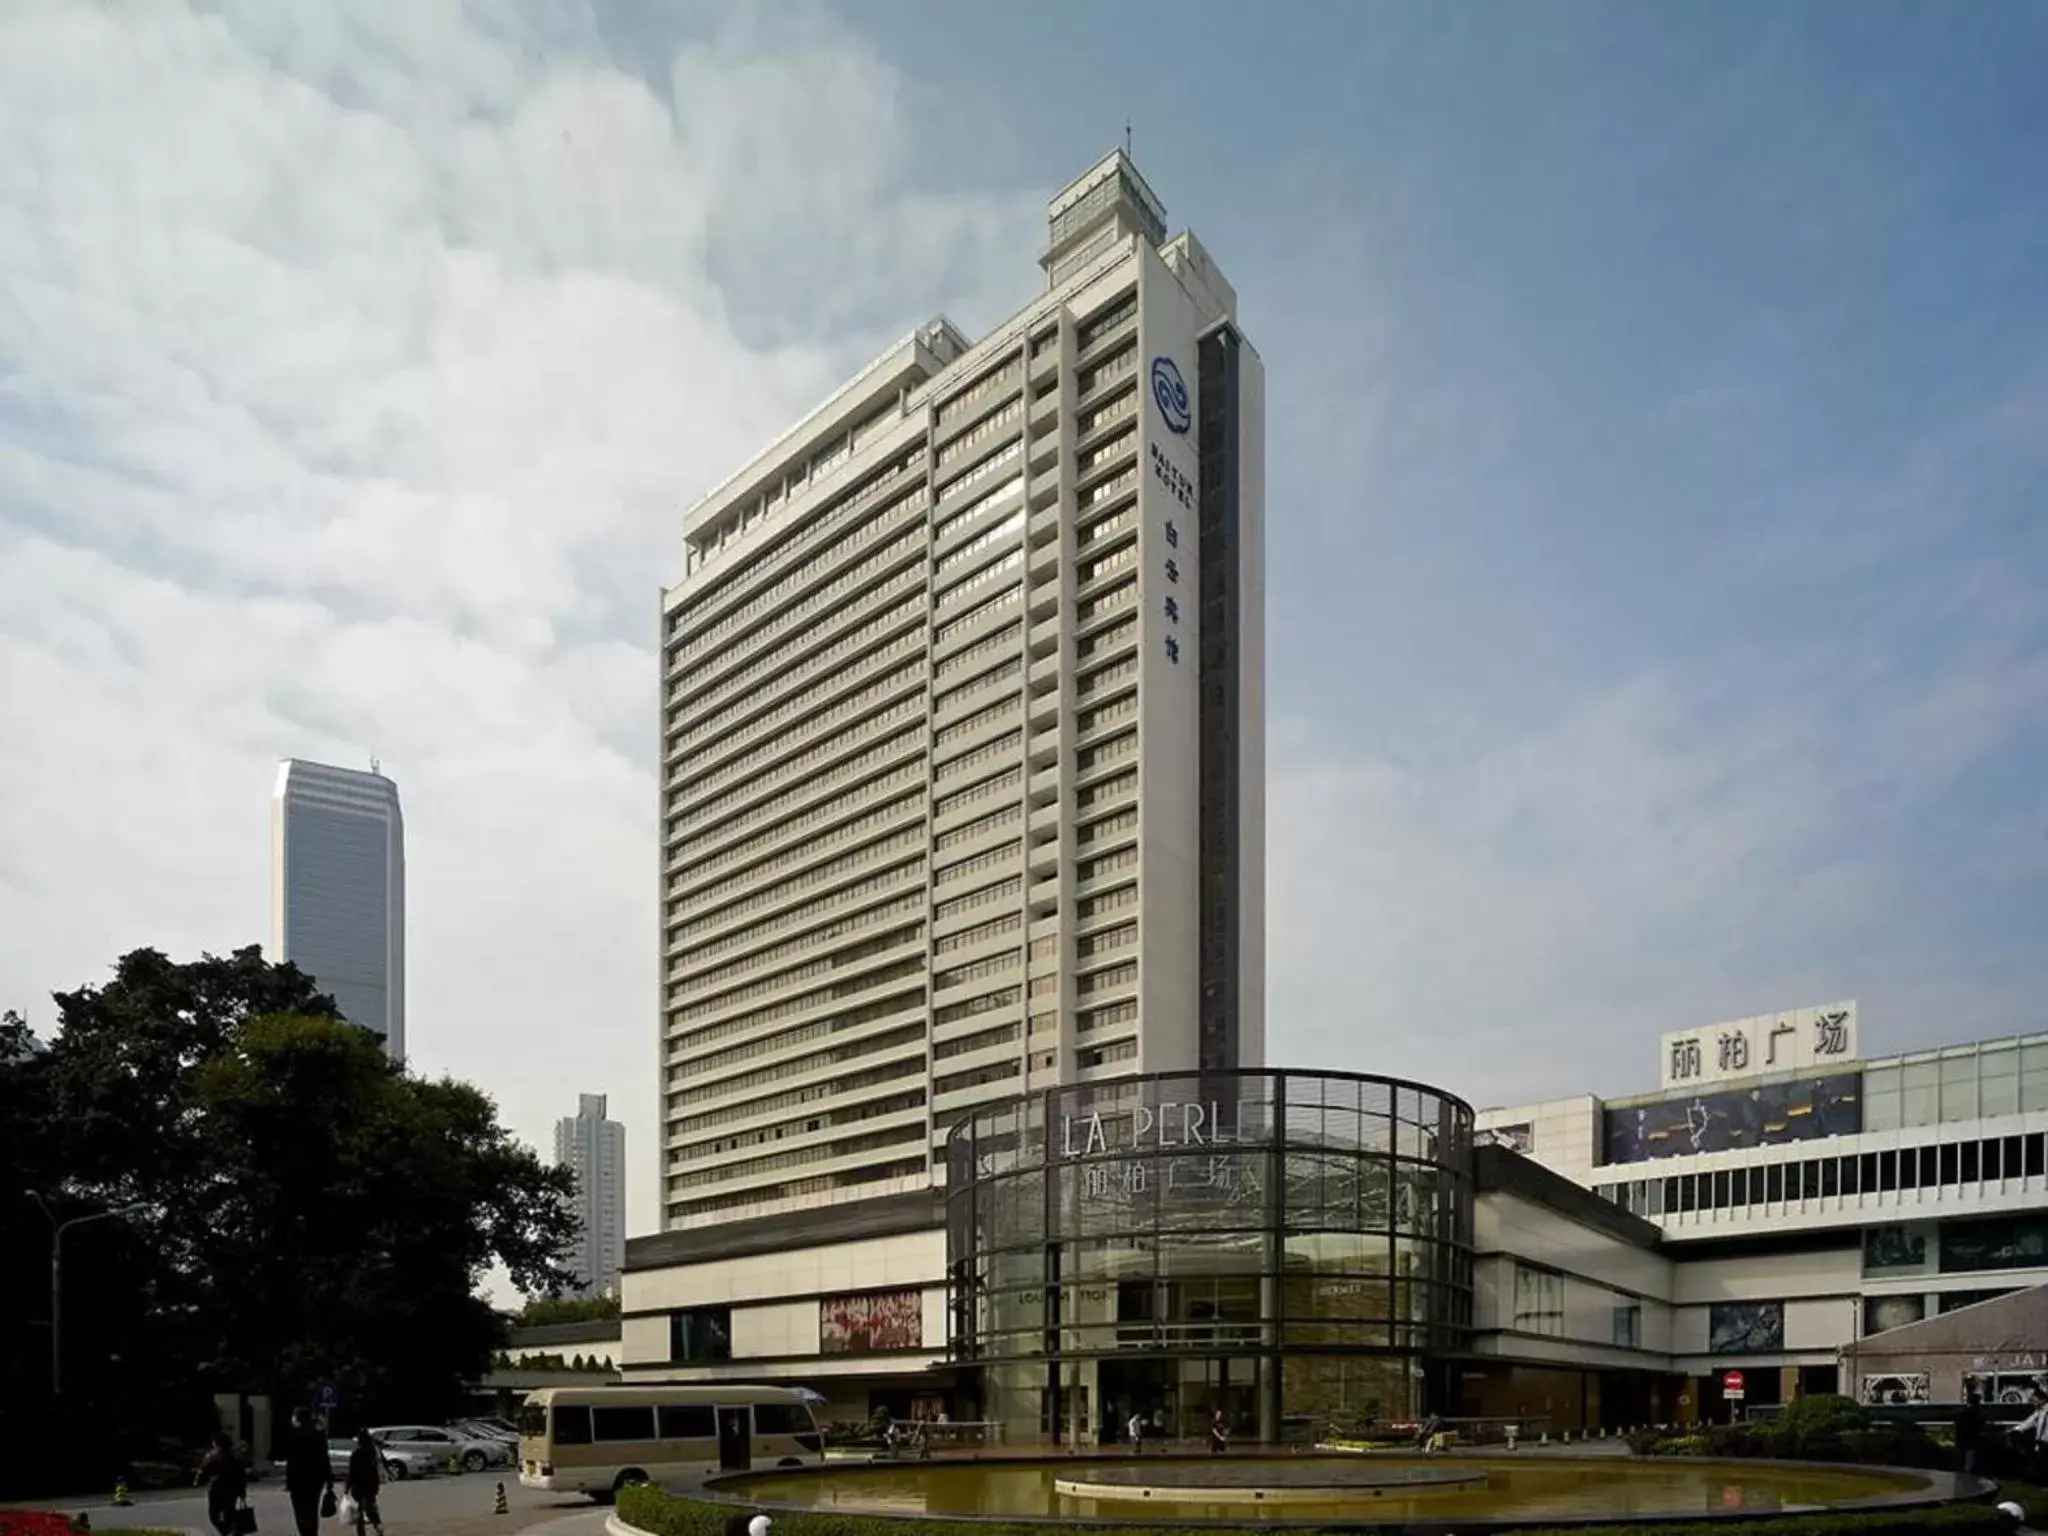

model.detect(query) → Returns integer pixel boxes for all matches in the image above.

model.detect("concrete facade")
[621,1192,952,1424]
[653,150,1265,1233]
[1479,1016,2048,1415]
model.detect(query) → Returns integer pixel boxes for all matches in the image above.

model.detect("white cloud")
[0,0,1041,1255]
[1268,627,2048,1110]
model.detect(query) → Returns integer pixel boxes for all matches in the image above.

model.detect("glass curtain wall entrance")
[946,1069,1476,1445]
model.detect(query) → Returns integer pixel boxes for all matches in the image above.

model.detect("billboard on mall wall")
[1603,1071,1861,1165]
[820,1288,922,1354]
[1659,1000,1858,1091]
[1479,1123,1534,1154]
[1709,1300,1784,1355]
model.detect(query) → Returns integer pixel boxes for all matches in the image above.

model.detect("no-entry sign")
[1724,1370,1747,1398]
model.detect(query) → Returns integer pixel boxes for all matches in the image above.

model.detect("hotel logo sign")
[1150,355,1191,435]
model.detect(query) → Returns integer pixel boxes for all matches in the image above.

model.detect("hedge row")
[615,1484,2018,1536]
[1624,1394,2048,1483]
[1628,1426,1958,1471]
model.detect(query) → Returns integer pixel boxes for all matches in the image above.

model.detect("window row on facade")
[1594,1129,2048,1219]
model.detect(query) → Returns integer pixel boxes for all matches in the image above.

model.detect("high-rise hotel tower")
[657,152,1264,1232]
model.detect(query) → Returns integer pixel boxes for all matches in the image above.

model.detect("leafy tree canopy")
[516,1292,621,1326]
[8,945,577,1474]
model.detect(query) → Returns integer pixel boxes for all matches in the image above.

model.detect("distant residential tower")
[269,758,406,1061]
[556,1093,627,1298]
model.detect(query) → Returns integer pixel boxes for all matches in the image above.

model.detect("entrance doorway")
[1096,1357,1261,1445]
[715,1406,750,1471]
[1097,1358,1175,1446]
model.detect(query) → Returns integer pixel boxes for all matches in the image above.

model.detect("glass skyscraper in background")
[269,757,406,1061]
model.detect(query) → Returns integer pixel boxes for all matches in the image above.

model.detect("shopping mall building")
[620,1002,2048,1442]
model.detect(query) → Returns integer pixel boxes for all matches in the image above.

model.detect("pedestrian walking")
[281,1406,337,1536]
[196,1431,251,1536]
[1954,1387,1986,1477]
[345,1429,385,1536]
[2012,1386,2048,1482]
[1127,1410,1146,1456]
[1208,1409,1229,1455]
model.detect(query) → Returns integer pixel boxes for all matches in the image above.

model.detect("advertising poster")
[1604,1073,1861,1165]
[1859,1373,1930,1406]
[1480,1123,1534,1154]
[1862,1294,1927,1335]
[1709,1300,1785,1355]
[820,1288,923,1354]
[1941,1215,2048,1274]
[1863,1224,1932,1275]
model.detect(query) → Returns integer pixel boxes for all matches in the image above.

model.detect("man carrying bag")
[281,1406,337,1536]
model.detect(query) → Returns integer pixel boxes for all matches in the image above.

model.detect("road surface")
[19,1469,609,1536]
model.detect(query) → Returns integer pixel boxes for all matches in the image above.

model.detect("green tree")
[190,1012,577,1419]
[15,946,577,1481]
[516,1292,620,1326]
[1,1008,54,1496]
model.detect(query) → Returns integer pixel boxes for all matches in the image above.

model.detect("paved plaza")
[17,1472,608,1536]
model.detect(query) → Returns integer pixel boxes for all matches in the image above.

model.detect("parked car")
[327,1438,442,1482]
[370,1424,512,1472]
[450,1418,519,1447]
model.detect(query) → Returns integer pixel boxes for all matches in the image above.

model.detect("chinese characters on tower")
[1150,439,1192,667]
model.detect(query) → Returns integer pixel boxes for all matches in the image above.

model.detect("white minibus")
[517,1384,823,1503]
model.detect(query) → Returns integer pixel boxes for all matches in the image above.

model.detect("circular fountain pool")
[718,1455,1960,1527]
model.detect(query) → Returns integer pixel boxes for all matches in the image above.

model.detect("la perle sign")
[1058,1098,1264,1158]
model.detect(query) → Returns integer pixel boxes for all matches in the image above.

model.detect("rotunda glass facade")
[945,1068,1476,1445]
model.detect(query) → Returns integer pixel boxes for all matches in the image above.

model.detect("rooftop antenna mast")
[1125,118,1133,159]
[370,754,381,775]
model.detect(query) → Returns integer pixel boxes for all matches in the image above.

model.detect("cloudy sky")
[3,0,2044,1247]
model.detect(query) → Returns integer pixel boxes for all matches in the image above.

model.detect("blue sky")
[0,1,2042,1232]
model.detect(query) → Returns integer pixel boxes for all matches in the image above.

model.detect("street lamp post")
[26,1193,147,1399]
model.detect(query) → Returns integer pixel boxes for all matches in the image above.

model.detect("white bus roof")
[520,1384,812,1407]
